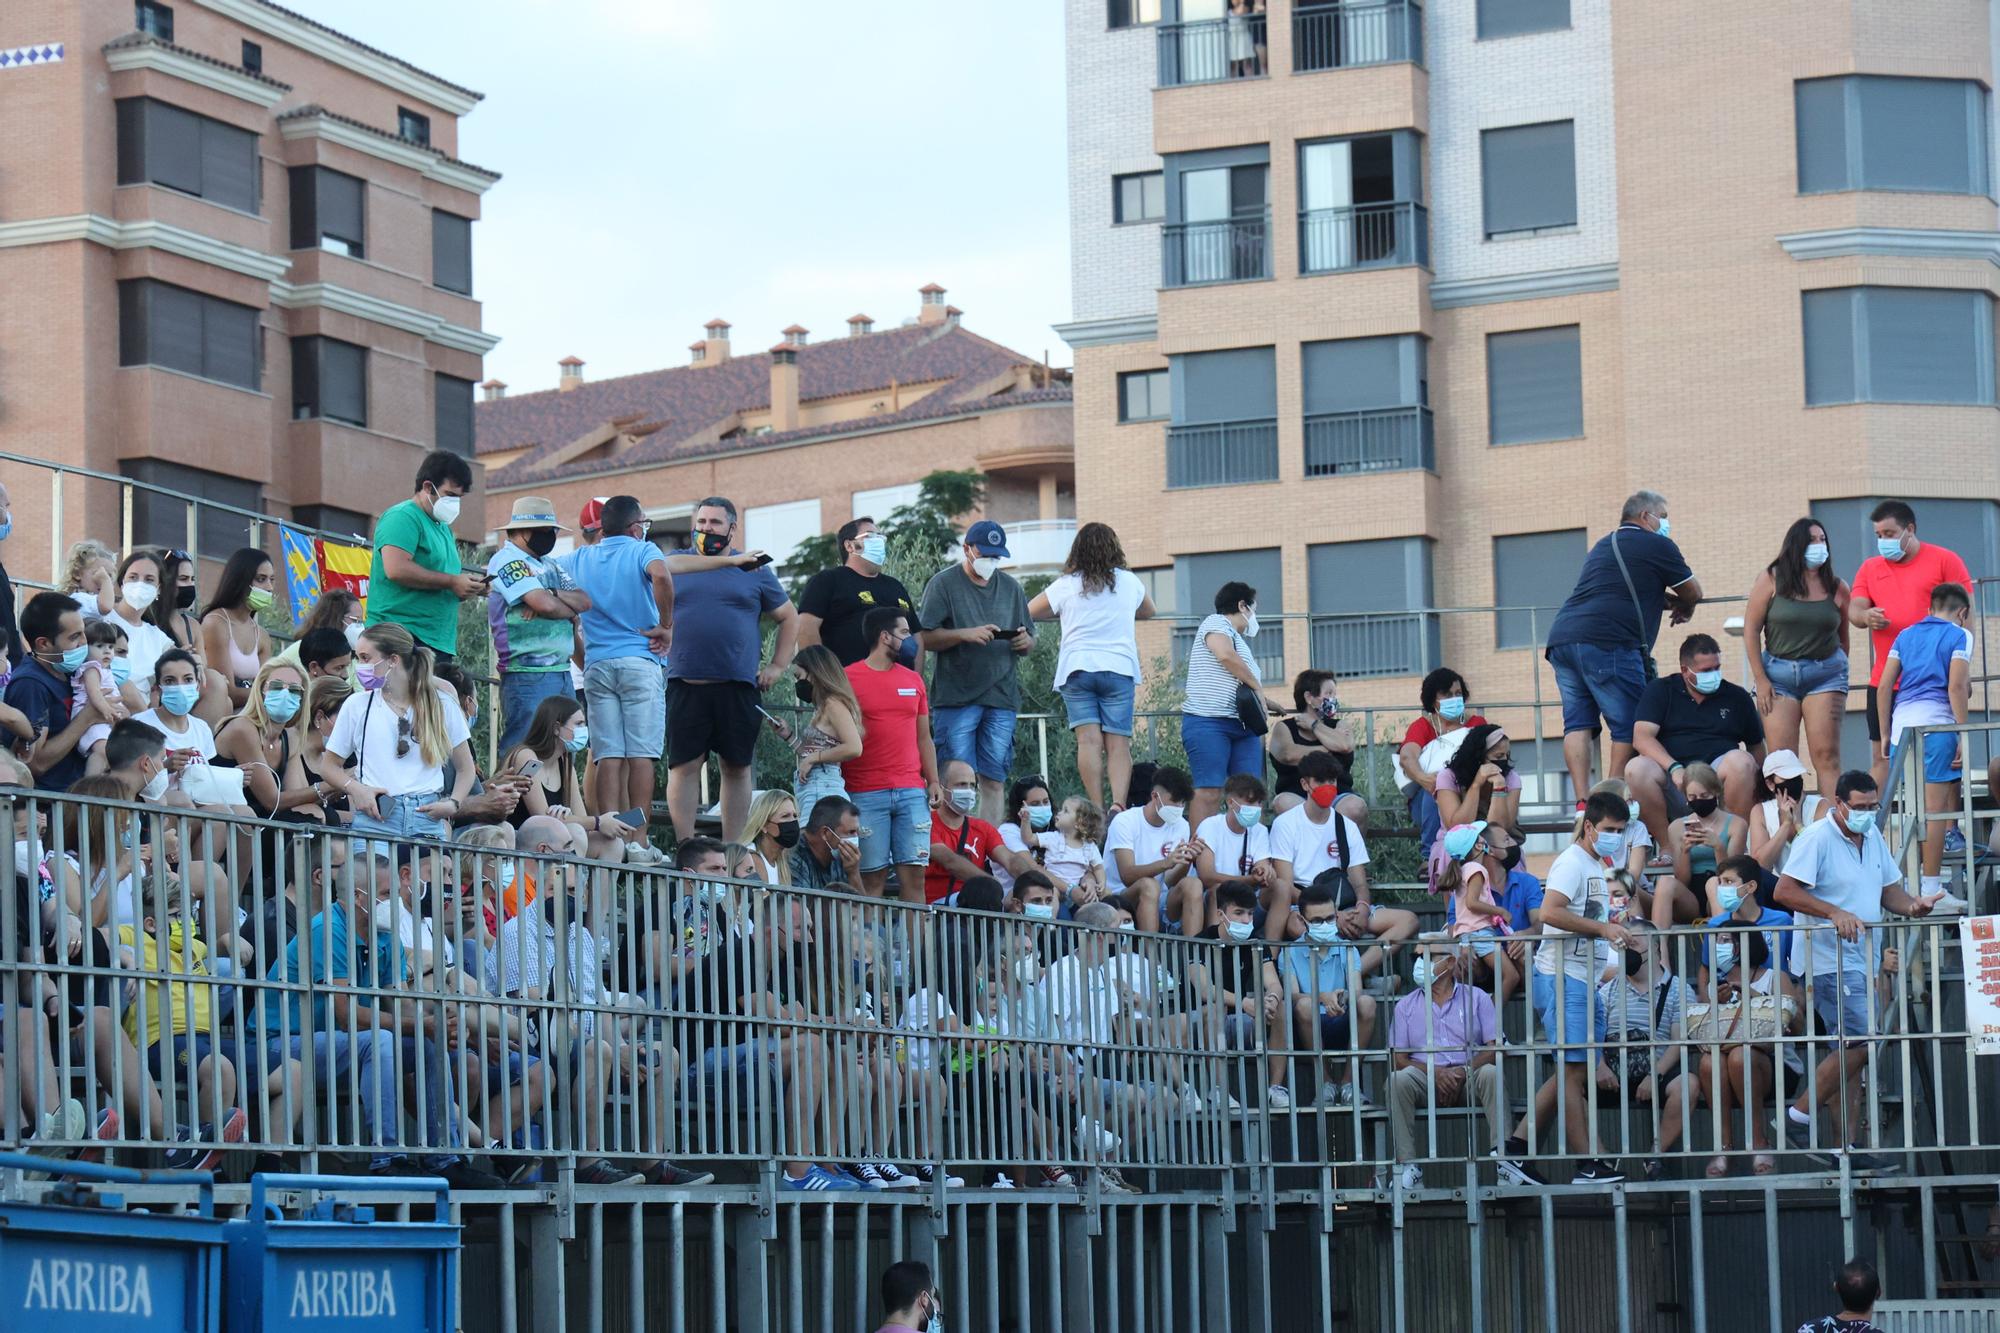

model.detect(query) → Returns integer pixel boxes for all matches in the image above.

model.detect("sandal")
[1705,1155,1731,1179]
[1752,1153,1776,1176]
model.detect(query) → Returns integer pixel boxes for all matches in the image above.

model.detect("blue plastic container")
[223,1174,458,1333]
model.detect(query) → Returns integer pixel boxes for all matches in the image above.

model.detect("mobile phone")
[517,757,542,779]
[752,553,774,568]
[617,808,646,829]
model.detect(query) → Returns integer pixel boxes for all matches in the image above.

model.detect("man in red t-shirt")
[1849,500,1972,784]
[844,605,945,902]
[924,757,1031,903]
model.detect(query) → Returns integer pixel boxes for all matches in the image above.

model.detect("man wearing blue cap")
[919,519,1034,821]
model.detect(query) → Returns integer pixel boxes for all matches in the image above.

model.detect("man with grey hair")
[664,496,799,841]
[1544,489,1703,800]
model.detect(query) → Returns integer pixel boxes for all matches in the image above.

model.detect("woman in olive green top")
[1743,517,1851,797]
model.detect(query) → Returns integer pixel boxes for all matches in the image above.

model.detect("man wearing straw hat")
[486,496,593,754]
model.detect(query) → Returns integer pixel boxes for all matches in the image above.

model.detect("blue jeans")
[1546,641,1648,743]
[1060,670,1137,737]
[267,1029,462,1167]
[500,670,574,755]
[851,786,933,874]
[1407,786,1441,864]
[351,790,445,856]
[1761,649,1848,700]
[1180,712,1263,789]
[932,704,1018,781]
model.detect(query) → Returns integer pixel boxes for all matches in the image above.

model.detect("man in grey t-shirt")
[918,520,1033,821]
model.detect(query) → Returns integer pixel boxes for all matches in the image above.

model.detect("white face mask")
[1156,804,1184,824]
[1242,605,1260,637]
[431,493,462,526]
[343,622,364,649]
[140,763,171,802]
[971,555,999,580]
[121,581,158,612]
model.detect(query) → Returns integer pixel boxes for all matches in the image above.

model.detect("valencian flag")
[281,526,371,624]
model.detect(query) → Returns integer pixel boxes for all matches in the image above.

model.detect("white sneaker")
[1207,1087,1243,1113]
[1931,891,1970,916]
[1077,1117,1122,1153]
[1395,1164,1423,1192]
[1267,1085,1293,1112]
[992,1171,1018,1190]
[1178,1085,1205,1117]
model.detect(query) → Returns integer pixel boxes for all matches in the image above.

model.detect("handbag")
[1685,993,1795,1044]
[1235,681,1269,736]
[1606,978,1674,1089]
[1609,528,1659,681]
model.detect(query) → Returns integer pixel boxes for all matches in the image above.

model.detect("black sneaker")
[1846,1148,1902,1175]
[575,1159,644,1186]
[1641,1159,1665,1183]
[1572,1159,1625,1184]
[440,1159,510,1191]
[1783,1114,1832,1161]
[643,1161,715,1187]
[910,1163,965,1188]
[1491,1145,1546,1186]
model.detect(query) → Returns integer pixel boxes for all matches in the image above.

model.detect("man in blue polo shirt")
[1544,489,1703,805]
[5,592,94,791]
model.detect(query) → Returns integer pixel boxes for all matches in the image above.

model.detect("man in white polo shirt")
[1775,769,1942,1167]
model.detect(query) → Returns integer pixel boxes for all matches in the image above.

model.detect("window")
[397,107,431,147]
[434,374,475,456]
[1487,325,1583,445]
[291,505,372,540]
[288,166,365,258]
[852,482,923,525]
[1166,157,1270,285]
[1796,76,1990,196]
[1477,0,1569,39]
[1308,538,1437,678]
[1108,0,1161,27]
[746,499,824,569]
[1493,530,1586,648]
[1480,121,1576,237]
[1114,171,1166,224]
[1298,133,1426,271]
[1133,566,1176,615]
[1301,335,1431,473]
[291,336,368,428]
[118,279,261,391]
[433,210,473,295]
[240,40,261,74]
[1174,548,1285,679]
[122,460,258,560]
[135,1,173,41]
[1803,288,1996,406]
[1118,369,1169,422]
[115,97,260,214]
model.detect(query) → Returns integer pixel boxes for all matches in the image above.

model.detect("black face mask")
[525,528,558,558]
[1494,757,1513,775]
[795,678,816,706]
[175,586,197,610]
[1623,946,1649,977]
[774,819,801,849]
[1688,796,1719,819]
[695,530,731,557]
[1774,777,1804,803]
[1499,842,1522,872]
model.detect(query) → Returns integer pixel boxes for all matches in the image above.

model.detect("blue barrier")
[224,1174,458,1333]
[0,1152,224,1331]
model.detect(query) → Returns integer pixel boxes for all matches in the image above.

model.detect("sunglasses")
[396,713,414,758]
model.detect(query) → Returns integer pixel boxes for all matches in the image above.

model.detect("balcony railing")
[1171,621,1287,683]
[998,518,1078,571]
[1298,200,1429,273]
[1165,417,1279,489]
[1292,0,1424,72]
[1157,13,1267,87]
[1303,404,1434,476]
[1162,212,1270,287]
[1309,610,1440,679]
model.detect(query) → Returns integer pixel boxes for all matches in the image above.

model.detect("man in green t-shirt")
[366,450,486,661]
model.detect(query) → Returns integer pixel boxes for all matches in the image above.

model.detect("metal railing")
[1156,12,1267,87]
[1292,0,1425,72]
[1162,212,1271,287]
[1165,416,1279,488]
[1298,199,1429,273]
[1171,620,1287,682]
[1310,609,1440,679]
[1303,403,1434,475]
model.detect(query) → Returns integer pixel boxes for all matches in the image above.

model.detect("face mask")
[1691,669,1722,695]
[1714,941,1736,974]
[0,519,10,541]
[355,663,387,692]
[858,533,889,565]
[1409,958,1433,989]
[971,555,999,581]
[695,529,731,557]
[246,588,274,613]
[159,682,199,716]
[1309,785,1339,810]
[431,493,462,526]
[343,622,364,650]
[1844,807,1876,835]
[14,836,43,878]
[1656,517,1672,539]
[263,688,301,724]
[1623,946,1649,978]
[1499,842,1522,872]
[1877,536,1905,562]
[525,528,559,558]
[694,880,728,906]
[1115,920,1136,932]
[140,764,170,802]
[1688,796,1718,819]
[109,657,132,686]
[1716,881,1744,913]
[1233,804,1262,827]
[1024,803,1053,830]
[1627,800,1642,824]
[174,585,196,610]
[1223,919,1254,942]
[1593,830,1624,859]
[1773,777,1804,803]
[774,819,801,849]
[121,581,158,612]
[52,644,88,675]
[1023,902,1056,921]
[1439,696,1466,722]
[565,725,590,753]
[1305,920,1339,945]
[1241,607,1260,638]
[1804,542,1829,569]
[841,834,861,854]
[1316,697,1338,720]
[924,1293,945,1333]
[494,858,517,889]
[949,787,979,813]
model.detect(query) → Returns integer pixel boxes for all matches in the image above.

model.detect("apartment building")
[1060,0,2000,762]
[0,0,496,572]
[475,286,1076,574]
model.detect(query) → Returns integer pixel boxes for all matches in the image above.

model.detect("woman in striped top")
[1180,580,1279,829]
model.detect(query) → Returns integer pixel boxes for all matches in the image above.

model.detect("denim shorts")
[351,790,446,856]
[1060,670,1137,737]
[932,704,1018,781]
[851,786,933,873]
[1811,968,1873,1047]
[583,656,666,759]
[1181,712,1264,789]
[1761,650,1849,701]
[1546,641,1648,743]
[1532,970,1606,1062]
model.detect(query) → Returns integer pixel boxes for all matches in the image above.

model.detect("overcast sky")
[284,0,1074,391]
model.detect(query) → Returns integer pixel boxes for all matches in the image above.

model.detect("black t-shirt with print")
[797,565,918,666]
[1191,923,1267,1006]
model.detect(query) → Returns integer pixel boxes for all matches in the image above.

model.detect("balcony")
[1299,201,1429,273]
[1157,13,1267,88]
[1310,611,1439,679]
[1002,519,1078,573]
[1172,621,1287,682]
[1293,0,1424,73]
[1166,418,1279,489]
[1162,212,1270,288]
[1303,405,1434,476]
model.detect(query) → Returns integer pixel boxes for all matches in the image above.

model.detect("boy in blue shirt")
[1698,854,1795,988]
[1269,880,1377,1110]
[1874,582,1973,904]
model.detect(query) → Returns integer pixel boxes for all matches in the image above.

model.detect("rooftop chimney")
[917,282,947,326]
[769,341,800,432]
[480,378,507,402]
[695,318,731,368]
[943,305,963,328]
[557,356,584,392]
[848,313,874,337]
[782,324,809,347]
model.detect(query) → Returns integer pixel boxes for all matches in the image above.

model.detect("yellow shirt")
[116,921,215,1048]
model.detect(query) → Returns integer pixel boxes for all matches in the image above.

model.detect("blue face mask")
[565,725,590,753]
[1223,919,1254,941]
[57,644,88,675]
[1438,696,1466,722]
[1804,542,1829,569]
[109,657,132,686]
[1305,920,1339,945]
[1844,807,1876,835]
[1716,882,1743,913]
[1626,800,1642,825]
[1653,516,1671,539]
[859,533,889,566]
[1410,958,1433,988]
[0,518,11,541]
[1024,803,1054,830]
[1877,536,1905,562]
[262,688,301,724]
[1023,902,1055,921]
[1691,669,1722,695]
[159,683,200,717]
[1593,830,1625,860]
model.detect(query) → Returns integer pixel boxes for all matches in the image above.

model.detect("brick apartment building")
[1060,0,2000,773]
[0,0,496,575]
[476,285,1077,575]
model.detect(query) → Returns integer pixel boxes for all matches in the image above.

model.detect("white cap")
[1761,749,1807,780]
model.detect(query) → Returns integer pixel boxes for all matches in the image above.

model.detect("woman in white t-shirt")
[102,551,177,696]
[1180,579,1279,831]
[1028,523,1153,813]
[322,623,474,848]
[993,776,1055,895]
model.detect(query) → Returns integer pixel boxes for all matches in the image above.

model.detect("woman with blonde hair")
[774,645,862,814]
[285,675,353,823]
[213,659,313,819]
[321,623,475,847]
[56,539,118,624]
[735,788,799,885]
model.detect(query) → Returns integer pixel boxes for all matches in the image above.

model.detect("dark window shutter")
[148,100,203,195]
[319,169,365,254]
[1865,288,1992,404]
[434,374,474,455]
[1481,121,1576,235]
[1476,0,1570,39]
[201,298,259,391]
[116,99,147,185]
[1487,325,1583,444]
[118,280,149,366]
[433,211,472,294]
[291,337,320,420]
[322,339,367,427]
[288,166,317,250]
[200,119,259,213]
[151,282,206,378]
[1801,289,1858,405]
